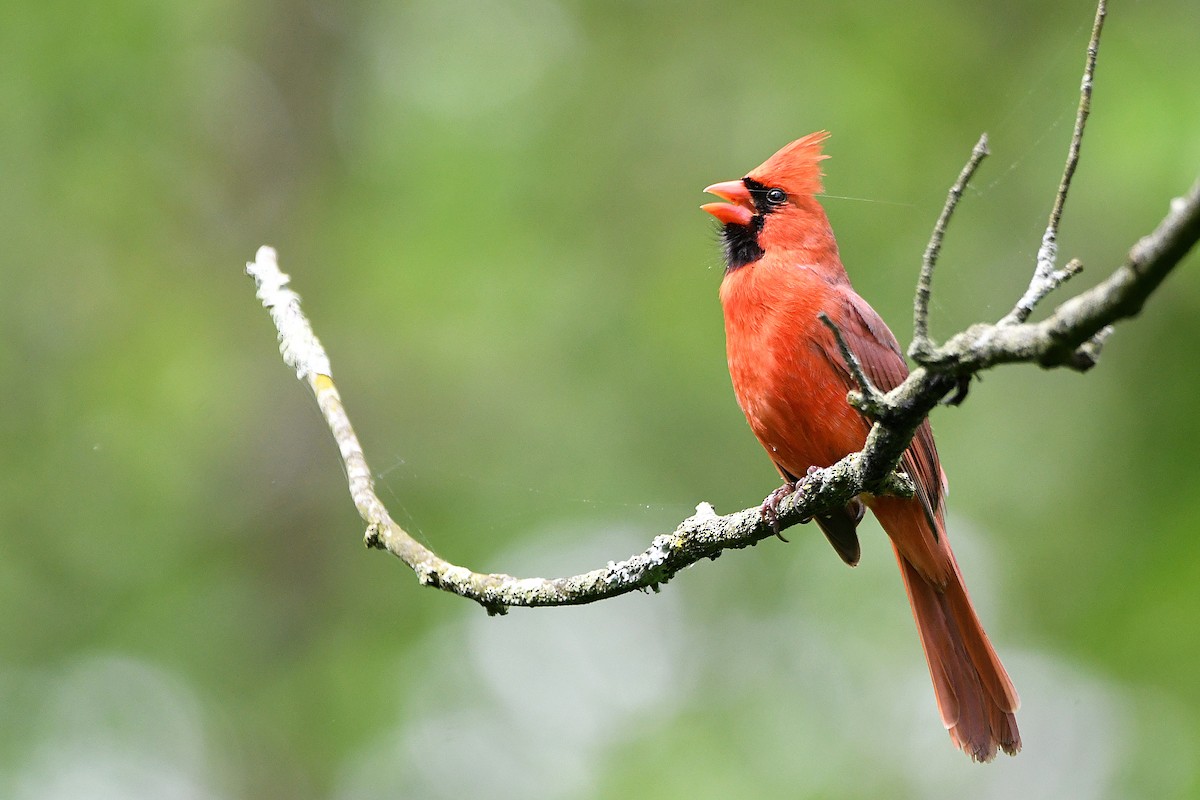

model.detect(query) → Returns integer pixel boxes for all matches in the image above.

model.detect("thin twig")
[910,133,990,361]
[818,311,887,419]
[1000,0,1106,326]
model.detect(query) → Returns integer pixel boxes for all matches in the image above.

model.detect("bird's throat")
[719,217,765,272]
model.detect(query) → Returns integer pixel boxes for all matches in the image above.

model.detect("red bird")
[702,132,1020,761]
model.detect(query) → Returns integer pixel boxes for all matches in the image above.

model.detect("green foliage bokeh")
[3,1,1199,797]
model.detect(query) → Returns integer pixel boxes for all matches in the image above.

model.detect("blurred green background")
[4,0,1200,797]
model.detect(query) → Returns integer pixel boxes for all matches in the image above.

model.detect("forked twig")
[999,0,1107,326]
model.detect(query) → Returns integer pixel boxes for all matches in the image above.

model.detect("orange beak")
[702,180,756,226]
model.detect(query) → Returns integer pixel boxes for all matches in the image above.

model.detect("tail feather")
[895,547,1021,761]
[943,561,1021,713]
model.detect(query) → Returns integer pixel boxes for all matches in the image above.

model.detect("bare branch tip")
[1078,325,1116,369]
[913,133,995,348]
[973,132,990,159]
[246,244,276,270]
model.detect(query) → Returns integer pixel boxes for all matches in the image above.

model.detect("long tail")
[893,543,1021,761]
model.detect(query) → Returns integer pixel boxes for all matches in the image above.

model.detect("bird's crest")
[747,131,830,196]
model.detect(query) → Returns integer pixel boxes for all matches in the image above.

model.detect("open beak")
[701,180,755,226]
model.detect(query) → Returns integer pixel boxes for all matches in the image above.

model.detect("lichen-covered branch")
[246,0,1199,615]
[246,246,912,615]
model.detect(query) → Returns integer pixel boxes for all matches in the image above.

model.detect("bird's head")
[702,131,832,271]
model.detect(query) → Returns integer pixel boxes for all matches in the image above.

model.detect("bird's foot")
[943,374,972,406]
[760,481,802,542]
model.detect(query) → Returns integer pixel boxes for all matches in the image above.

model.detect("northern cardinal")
[702,132,1020,761]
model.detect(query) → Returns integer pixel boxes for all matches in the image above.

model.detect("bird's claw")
[943,374,972,406]
[760,481,802,542]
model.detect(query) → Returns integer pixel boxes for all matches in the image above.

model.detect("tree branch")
[246,0,1200,614]
[998,0,1106,327]
[910,133,990,361]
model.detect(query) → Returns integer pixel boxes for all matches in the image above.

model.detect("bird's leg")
[759,482,797,542]
[760,465,822,541]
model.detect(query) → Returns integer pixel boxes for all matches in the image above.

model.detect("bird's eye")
[766,188,787,205]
